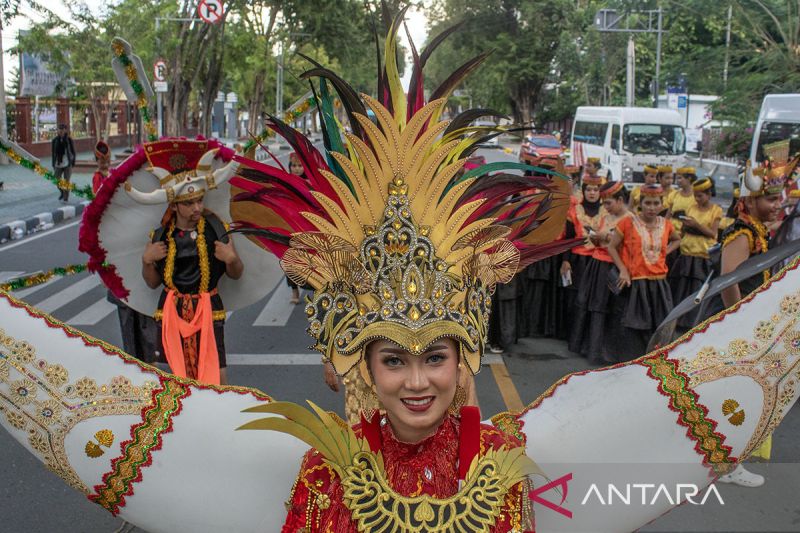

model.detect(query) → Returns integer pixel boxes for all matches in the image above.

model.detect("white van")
[569,107,686,184]
[749,94,800,164]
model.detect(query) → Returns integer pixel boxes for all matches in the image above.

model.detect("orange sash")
[161,289,220,384]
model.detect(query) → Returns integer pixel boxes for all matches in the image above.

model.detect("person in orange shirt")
[568,181,631,362]
[607,184,680,361]
[668,177,722,330]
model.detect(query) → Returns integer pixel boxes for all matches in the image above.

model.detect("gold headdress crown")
[231,16,572,376]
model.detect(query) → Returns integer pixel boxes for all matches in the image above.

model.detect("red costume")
[282,413,533,532]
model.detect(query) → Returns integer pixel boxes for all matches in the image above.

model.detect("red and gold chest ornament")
[239,402,539,531]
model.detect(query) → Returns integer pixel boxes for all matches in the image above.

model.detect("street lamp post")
[595,8,666,108]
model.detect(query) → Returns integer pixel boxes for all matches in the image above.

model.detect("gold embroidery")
[631,215,666,265]
[239,401,541,532]
[677,291,800,458]
[0,328,158,493]
[85,429,115,458]
[722,400,745,426]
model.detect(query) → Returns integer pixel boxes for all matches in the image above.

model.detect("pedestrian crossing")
[0,271,307,329]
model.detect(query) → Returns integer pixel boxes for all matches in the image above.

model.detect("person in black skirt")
[568,181,631,362]
[606,184,681,361]
[557,174,605,339]
[667,177,723,331]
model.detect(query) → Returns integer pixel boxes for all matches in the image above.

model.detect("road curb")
[0,200,90,243]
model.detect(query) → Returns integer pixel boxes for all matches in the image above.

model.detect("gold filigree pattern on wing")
[0,328,158,492]
[676,292,800,458]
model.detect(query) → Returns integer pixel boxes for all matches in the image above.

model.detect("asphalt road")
[1,146,799,532]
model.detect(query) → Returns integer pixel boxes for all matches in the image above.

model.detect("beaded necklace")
[163,216,210,293]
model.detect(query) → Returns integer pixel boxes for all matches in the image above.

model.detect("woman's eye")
[383,356,403,367]
[426,353,445,364]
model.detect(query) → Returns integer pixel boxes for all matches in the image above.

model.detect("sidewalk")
[0,133,352,243]
[0,145,131,241]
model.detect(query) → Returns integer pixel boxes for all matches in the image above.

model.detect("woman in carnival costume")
[3,17,800,533]
[607,183,680,361]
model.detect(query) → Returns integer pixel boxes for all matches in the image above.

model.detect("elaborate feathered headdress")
[230,12,575,375]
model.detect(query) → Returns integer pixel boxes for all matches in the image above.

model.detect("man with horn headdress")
[126,144,242,385]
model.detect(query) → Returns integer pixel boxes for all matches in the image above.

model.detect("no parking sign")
[197,0,224,24]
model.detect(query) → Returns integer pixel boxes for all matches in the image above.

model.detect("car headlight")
[622,166,633,182]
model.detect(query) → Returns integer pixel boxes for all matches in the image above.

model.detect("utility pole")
[654,7,663,108]
[595,8,667,107]
[275,40,283,118]
[626,37,636,107]
[723,4,732,88]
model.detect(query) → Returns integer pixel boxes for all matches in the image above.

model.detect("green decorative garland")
[0,139,95,200]
[242,96,319,153]
[111,38,158,142]
[1,263,88,292]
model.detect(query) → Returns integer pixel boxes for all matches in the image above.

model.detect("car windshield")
[755,121,800,163]
[529,137,561,148]
[622,124,685,155]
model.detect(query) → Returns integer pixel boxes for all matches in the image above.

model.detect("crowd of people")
[487,156,789,367]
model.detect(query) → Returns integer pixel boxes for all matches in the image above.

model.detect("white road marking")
[67,297,117,326]
[0,271,25,282]
[12,278,58,299]
[227,353,318,365]
[35,275,100,313]
[253,282,295,326]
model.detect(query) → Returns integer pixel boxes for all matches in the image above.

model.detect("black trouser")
[55,166,73,200]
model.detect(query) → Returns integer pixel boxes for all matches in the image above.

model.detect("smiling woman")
[367,339,459,444]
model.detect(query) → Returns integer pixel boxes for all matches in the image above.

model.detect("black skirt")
[519,255,562,338]
[557,253,591,340]
[668,254,711,329]
[489,277,520,349]
[568,258,614,361]
[604,278,673,363]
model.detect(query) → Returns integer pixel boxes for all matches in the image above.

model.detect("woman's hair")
[600,181,629,203]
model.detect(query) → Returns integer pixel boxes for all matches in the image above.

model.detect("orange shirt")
[616,215,674,279]
[591,211,632,263]
[571,203,606,256]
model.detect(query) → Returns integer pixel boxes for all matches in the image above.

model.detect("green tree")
[426,0,574,124]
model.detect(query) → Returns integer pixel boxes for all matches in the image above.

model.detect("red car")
[520,134,564,165]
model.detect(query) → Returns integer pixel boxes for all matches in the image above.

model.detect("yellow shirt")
[679,203,723,257]
[662,188,677,212]
[670,190,697,232]
[630,186,641,211]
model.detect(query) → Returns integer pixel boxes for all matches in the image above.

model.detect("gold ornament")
[239,401,543,532]
[722,399,746,426]
[448,384,466,415]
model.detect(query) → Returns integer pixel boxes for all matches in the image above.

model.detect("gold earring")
[361,386,381,420]
[449,384,466,415]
